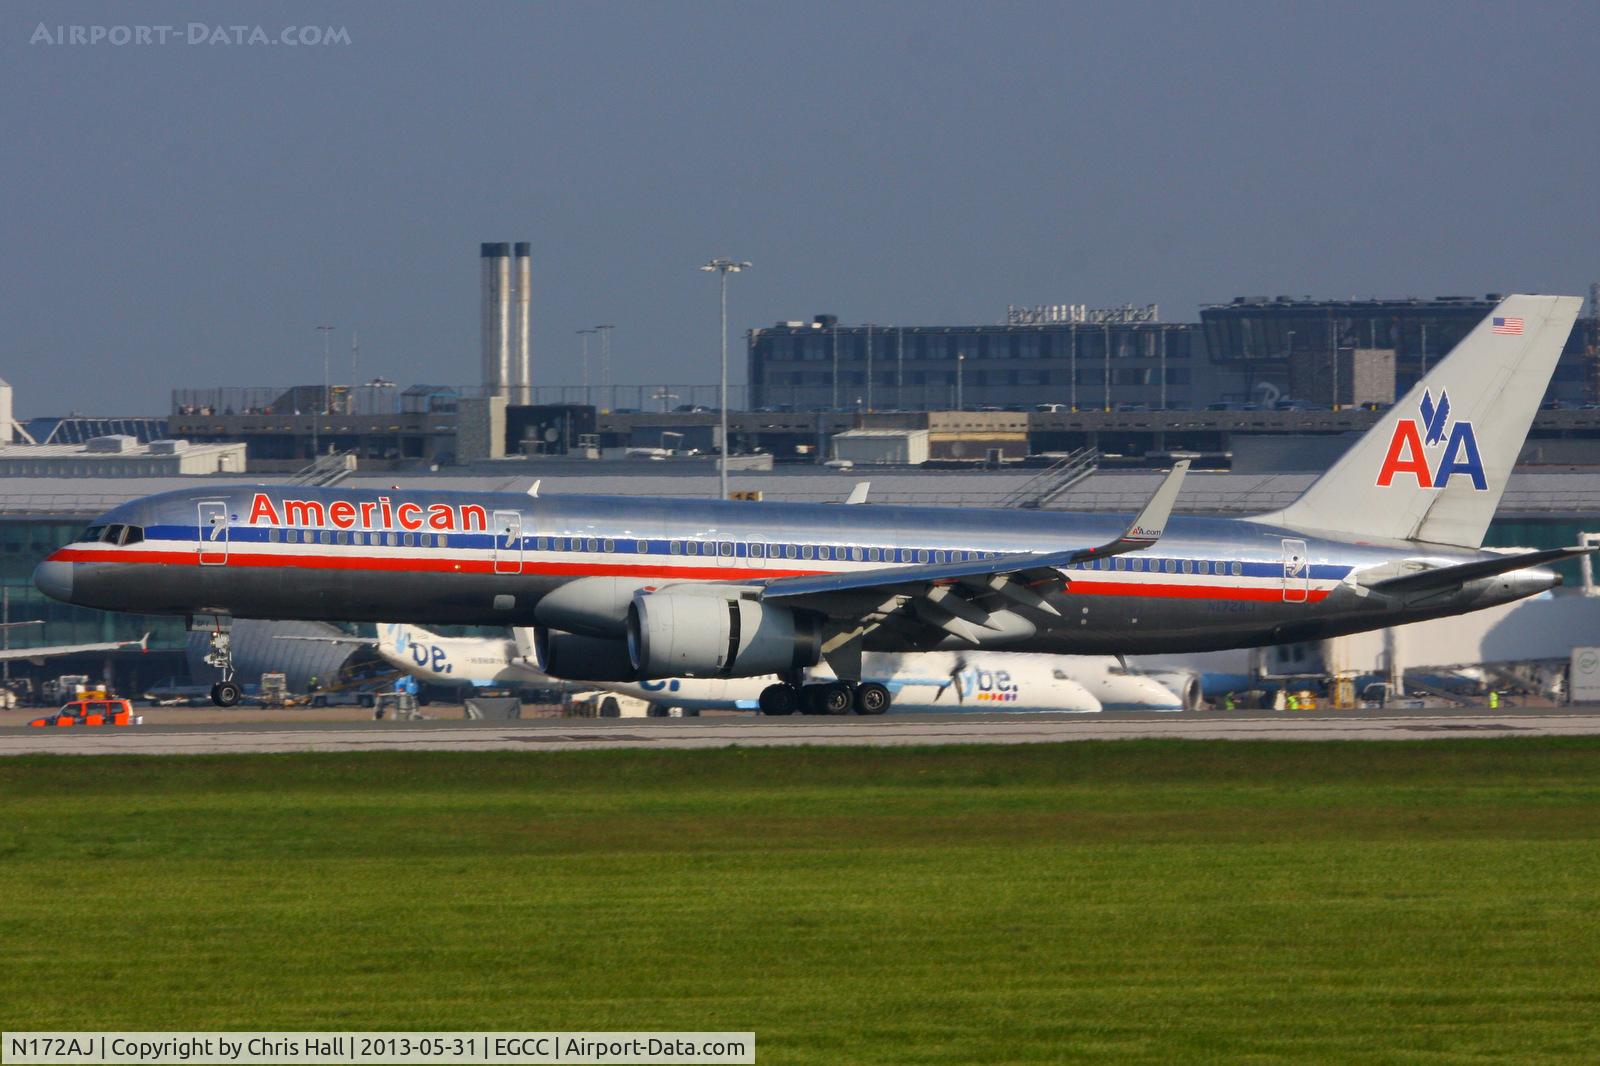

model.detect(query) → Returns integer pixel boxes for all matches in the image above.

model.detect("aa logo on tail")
[1376,389,1487,490]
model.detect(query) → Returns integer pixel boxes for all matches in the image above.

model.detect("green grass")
[3,739,1600,1063]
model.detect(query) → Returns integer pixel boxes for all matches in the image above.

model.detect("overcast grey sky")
[4,1,1598,415]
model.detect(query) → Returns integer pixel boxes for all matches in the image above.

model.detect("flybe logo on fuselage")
[1375,389,1487,491]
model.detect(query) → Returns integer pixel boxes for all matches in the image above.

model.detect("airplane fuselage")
[36,485,1553,656]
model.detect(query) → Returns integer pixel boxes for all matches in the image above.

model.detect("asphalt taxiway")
[3,706,1600,756]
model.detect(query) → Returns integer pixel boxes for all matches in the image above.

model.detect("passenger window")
[1231,561,1243,576]
[719,542,733,557]
[604,539,615,553]
[402,532,414,547]
[322,531,334,545]
[268,529,280,543]
[1165,559,1177,574]
[750,543,765,559]
[868,547,880,562]
[386,533,398,547]
[917,550,930,563]
[801,545,814,560]
[785,544,798,559]
[819,546,831,560]
[669,541,681,555]
[851,547,863,561]
[336,531,348,545]
[1181,560,1192,574]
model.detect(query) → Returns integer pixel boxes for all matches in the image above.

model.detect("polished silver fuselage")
[37,485,1555,656]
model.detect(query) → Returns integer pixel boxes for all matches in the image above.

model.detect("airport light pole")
[701,258,750,500]
[594,325,614,409]
[956,353,965,411]
[577,329,597,407]
[314,324,334,457]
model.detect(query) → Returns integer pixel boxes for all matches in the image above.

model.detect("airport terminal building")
[749,297,1600,412]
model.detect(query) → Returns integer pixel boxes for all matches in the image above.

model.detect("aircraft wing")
[757,462,1188,651]
[1365,545,1597,596]
[0,633,148,662]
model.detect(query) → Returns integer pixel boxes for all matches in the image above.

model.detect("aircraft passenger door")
[493,510,523,574]
[1281,538,1309,603]
[197,501,229,565]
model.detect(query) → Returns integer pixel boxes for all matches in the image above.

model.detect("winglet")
[1078,459,1189,559]
[527,479,541,498]
[845,481,871,505]
[1121,460,1188,546]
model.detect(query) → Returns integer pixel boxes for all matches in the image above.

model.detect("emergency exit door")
[198,501,229,565]
[1281,538,1309,603]
[493,510,523,574]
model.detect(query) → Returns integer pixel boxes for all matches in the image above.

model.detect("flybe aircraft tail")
[1256,294,1583,547]
[377,622,438,654]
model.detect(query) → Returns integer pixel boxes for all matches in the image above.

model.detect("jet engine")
[627,591,822,680]
[532,627,638,681]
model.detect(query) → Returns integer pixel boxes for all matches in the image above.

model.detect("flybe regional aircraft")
[35,295,1590,712]
[281,622,1184,713]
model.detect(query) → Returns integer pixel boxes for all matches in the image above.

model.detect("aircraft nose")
[33,559,74,603]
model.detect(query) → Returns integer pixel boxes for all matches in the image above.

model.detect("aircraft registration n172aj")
[35,295,1591,712]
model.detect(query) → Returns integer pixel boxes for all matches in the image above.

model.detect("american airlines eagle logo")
[1376,388,1487,491]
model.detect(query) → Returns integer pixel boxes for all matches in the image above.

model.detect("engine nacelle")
[533,576,643,638]
[627,591,822,680]
[532,627,638,681]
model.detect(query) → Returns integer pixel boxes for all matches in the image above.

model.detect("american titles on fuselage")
[248,493,490,532]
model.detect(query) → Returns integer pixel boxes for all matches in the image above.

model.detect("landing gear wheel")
[202,624,238,707]
[759,683,800,716]
[854,682,891,715]
[804,682,855,715]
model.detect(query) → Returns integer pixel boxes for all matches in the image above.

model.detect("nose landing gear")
[202,624,241,707]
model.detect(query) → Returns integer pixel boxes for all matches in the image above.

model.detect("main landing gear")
[758,680,892,716]
[203,625,241,707]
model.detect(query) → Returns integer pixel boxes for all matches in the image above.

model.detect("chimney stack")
[480,242,512,398]
[511,242,532,405]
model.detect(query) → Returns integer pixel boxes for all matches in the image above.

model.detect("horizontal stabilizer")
[1366,546,1595,595]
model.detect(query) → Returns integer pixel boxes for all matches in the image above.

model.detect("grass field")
[3,739,1600,1063]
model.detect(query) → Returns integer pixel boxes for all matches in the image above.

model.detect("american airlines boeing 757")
[35,295,1590,712]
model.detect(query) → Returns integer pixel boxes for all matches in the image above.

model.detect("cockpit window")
[121,526,144,545]
[79,525,106,542]
[101,525,126,544]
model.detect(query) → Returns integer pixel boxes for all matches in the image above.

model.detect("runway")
[4,707,1600,756]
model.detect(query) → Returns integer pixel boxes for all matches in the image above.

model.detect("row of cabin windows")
[266,528,444,548]
[1073,556,1244,576]
[240,526,1250,576]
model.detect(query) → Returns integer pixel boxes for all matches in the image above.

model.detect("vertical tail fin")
[1256,294,1582,547]
[380,623,437,654]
